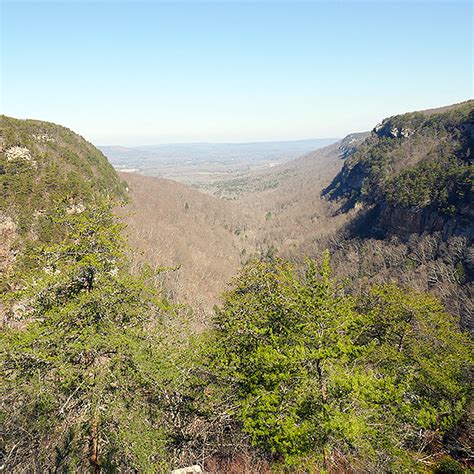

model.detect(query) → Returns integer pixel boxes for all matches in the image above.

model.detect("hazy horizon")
[98,136,341,147]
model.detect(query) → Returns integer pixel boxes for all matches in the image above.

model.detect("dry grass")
[205,454,273,473]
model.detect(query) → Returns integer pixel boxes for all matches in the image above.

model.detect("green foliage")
[0,115,126,240]
[432,456,465,474]
[1,111,473,472]
[0,203,181,471]
[328,101,474,215]
[384,156,472,214]
[212,253,359,461]
[359,284,472,435]
[210,254,473,469]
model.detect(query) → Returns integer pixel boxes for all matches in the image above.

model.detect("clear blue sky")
[1,1,472,145]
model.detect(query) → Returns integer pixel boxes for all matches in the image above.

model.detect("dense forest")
[1,103,473,473]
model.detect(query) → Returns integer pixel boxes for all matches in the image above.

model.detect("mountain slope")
[116,172,260,317]
[323,101,474,330]
[0,115,125,233]
[326,100,473,218]
[228,133,369,258]
[0,115,126,294]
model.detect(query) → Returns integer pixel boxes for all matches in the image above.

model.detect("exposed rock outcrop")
[338,132,370,159]
[373,121,414,139]
[373,203,474,241]
[5,145,35,166]
[32,133,55,142]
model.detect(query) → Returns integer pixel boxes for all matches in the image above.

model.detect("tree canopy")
[210,254,473,470]
[1,203,186,471]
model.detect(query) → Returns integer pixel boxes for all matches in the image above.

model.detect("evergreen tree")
[210,254,473,470]
[1,203,181,471]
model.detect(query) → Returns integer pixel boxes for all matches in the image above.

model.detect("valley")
[2,0,472,470]
[116,135,361,315]
[100,138,338,195]
[116,101,474,334]
[1,100,472,472]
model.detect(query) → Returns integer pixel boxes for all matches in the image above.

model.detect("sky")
[1,0,472,145]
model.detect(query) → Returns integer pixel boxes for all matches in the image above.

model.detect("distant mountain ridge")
[100,138,339,164]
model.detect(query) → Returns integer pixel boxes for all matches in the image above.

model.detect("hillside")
[0,115,125,238]
[323,101,474,330]
[325,100,473,216]
[208,132,368,199]
[0,116,126,291]
[235,133,370,256]
[1,105,472,472]
[1,116,125,219]
[116,172,261,318]
[214,102,473,331]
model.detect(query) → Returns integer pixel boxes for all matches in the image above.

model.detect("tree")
[209,254,473,470]
[358,284,473,460]
[0,202,182,472]
[211,253,362,465]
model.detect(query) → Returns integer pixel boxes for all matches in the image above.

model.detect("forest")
[1,102,473,473]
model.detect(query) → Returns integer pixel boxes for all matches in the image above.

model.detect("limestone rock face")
[370,201,474,243]
[373,121,414,139]
[5,145,32,162]
[32,133,55,142]
[338,132,370,159]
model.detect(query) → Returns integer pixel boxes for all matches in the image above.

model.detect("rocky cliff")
[324,101,474,330]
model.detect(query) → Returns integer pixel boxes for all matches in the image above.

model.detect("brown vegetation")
[120,101,473,333]
[118,138,355,317]
[117,173,261,319]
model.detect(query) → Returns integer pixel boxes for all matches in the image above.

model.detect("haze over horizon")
[1,0,472,146]
[99,137,340,147]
